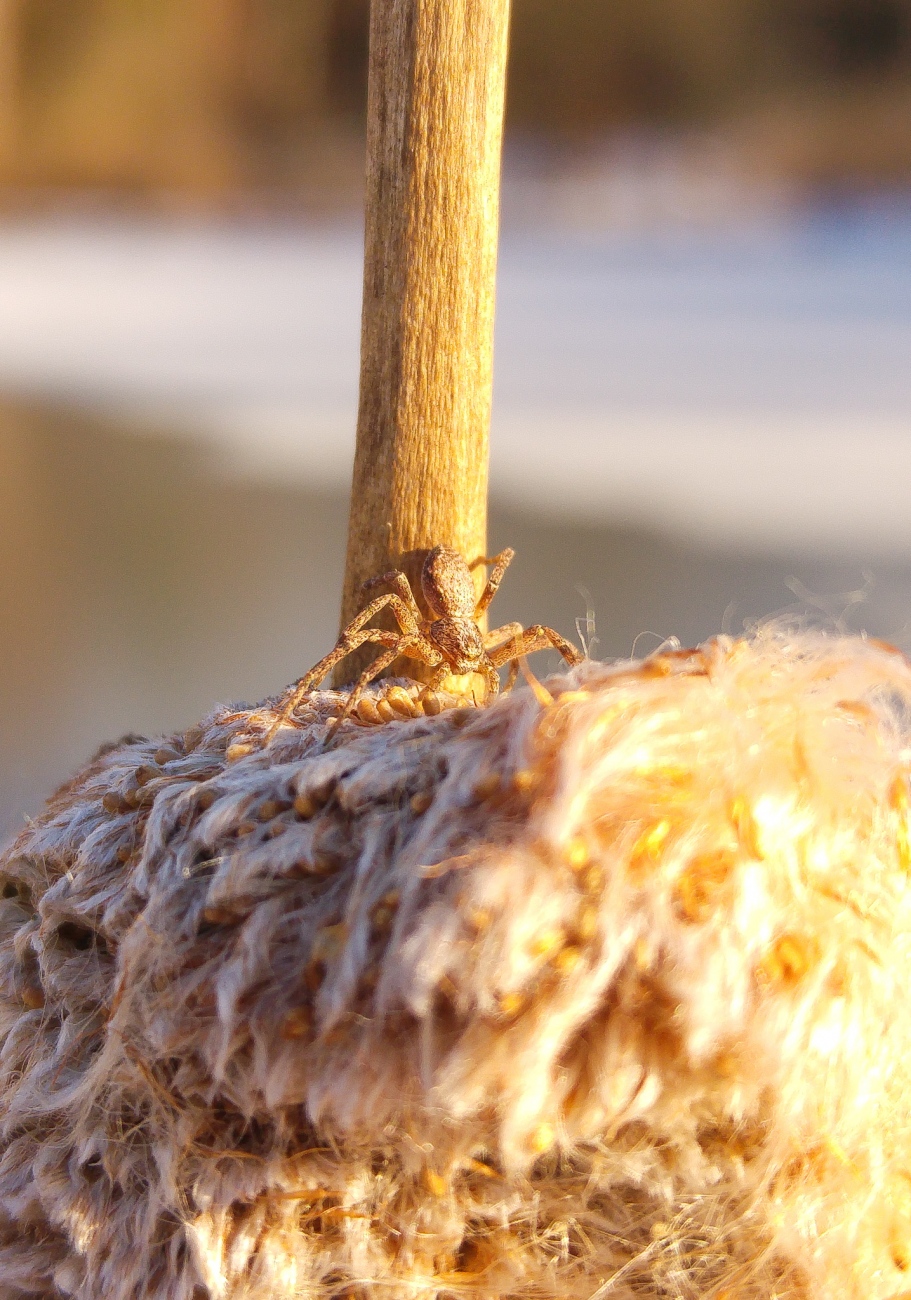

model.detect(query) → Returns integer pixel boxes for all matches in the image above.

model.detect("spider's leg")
[346,592,419,639]
[361,570,422,625]
[469,548,515,571]
[422,662,454,693]
[473,548,515,617]
[485,625,523,692]
[268,644,350,735]
[420,648,498,706]
[481,656,501,700]
[503,657,521,693]
[488,625,584,671]
[267,593,421,736]
[266,628,403,742]
[484,621,523,652]
[328,644,403,737]
[392,633,444,674]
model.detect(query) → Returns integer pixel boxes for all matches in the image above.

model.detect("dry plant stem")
[337,0,511,683]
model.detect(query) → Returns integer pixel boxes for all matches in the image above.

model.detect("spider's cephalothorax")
[268,545,583,738]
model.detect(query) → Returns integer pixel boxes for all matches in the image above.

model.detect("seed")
[531,928,565,959]
[386,686,417,717]
[226,742,253,762]
[311,853,341,875]
[582,865,604,894]
[202,904,246,925]
[102,792,125,815]
[420,690,443,716]
[116,846,132,864]
[423,1168,447,1197]
[563,836,589,872]
[530,1122,555,1154]
[298,777,334,807]
[280,1006,312,1041]
[257,799,291,821]
[292,792,318,819]
[410,791,433,815]
[376,698,396,722]
[197,789,216,811]
[466,907,492,934]
[122,789,140,809]
[356,697,382,725]
[730,796,762,859]
[577,905,598,940]
[899,822,911,875]
[235,821,256,838]
[760,933,818,986]
[134,764,160,786]
[266,822,287,838]
[371,904,396,930]
[890,777,911,873]
[674,849,735,924]
[892,1244,911,1274]
[183,726,204,751]
[498,991,526,1018]
[311,923,348,965]
[513,769,537,794]
[630,819,672,870]
[473,773,501,801]
[134,786,157,808]
[286,856,334,878]
[371,893,400,928]
[21,983,45,1010]
[154,747,180,766]
[553,945,582,975]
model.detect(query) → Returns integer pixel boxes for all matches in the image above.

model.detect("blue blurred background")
[2,0,911,838]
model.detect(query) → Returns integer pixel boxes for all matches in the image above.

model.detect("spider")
[266,546,583,738]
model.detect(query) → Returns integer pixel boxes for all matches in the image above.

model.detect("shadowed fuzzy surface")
[2,633,911,1297]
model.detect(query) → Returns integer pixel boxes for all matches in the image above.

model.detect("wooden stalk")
[0,1,21,178]
[336,0,511,683]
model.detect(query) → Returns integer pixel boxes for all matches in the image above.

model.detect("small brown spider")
[267,546,583,738]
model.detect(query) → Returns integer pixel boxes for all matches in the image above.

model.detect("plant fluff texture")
[1,632,911,1299]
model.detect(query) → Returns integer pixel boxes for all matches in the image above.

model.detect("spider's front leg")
[488,624,584,672]
[361,569,423,625]
[266,627,406,741]
[328,644,403,735]
[484,622,523,654]
[471,548,515,617]
[265,591,420,742]
[424,653,501,705]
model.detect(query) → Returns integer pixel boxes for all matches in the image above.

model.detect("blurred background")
[2,0,911,838]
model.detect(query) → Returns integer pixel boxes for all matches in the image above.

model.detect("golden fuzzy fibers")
[1,631,911,1298]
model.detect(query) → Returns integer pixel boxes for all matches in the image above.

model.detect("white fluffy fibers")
[1,632,911,1298]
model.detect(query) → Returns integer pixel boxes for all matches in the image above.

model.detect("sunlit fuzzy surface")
[2,632,911,1298]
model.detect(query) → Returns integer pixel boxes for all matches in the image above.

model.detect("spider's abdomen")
[422,546,476,618]
[429,618,484,673]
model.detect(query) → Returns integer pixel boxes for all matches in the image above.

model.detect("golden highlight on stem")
[336,0,511,683]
